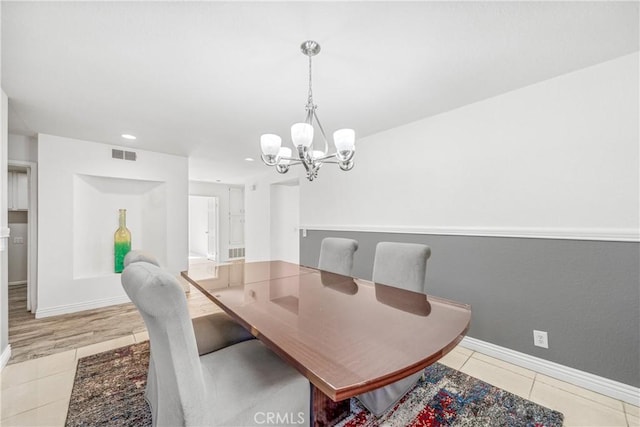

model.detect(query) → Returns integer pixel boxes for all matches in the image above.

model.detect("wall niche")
[73,174,167,279]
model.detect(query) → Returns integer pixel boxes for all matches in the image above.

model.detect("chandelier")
[259,40,356,181]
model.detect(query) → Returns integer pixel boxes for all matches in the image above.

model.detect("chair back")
[318,237,359,276]
[124,250,160,268]
[372,242,431,293]
[121,262,206,426]
[357,241,432,416]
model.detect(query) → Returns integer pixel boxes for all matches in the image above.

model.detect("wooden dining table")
[182,260,471,426]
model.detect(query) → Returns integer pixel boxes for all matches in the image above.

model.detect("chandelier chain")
[307,55,314,109]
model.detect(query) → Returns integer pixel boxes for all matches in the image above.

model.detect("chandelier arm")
[304,108,314,125]
[278,156,299,162]
[313,153,337,162]
[297,146,313,175]
[312,110,330,155]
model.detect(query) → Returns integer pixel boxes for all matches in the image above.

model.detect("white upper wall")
[245,170,303,262]
[37,134,188,317]
[8,134,37,163]
[299,52,639,241]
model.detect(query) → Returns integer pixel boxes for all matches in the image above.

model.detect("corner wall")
[37,134,188,317]
[299,53,639,388]
[244,171,303,262]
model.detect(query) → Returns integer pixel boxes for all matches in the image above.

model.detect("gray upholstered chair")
[122,262,310,427]
[318,237,359,276]
[124,250,255,425]
[123,250,161,267]
[124,250,254,355]
[357,242,431,416]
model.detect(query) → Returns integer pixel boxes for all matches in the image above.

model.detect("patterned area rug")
[66,341,151,426]
[66,342,564,426]
[337,363,564,426]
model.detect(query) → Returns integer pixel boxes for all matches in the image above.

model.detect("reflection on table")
[182,261,471,403]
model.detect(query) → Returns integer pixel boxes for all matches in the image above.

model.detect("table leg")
[311,385,350,427]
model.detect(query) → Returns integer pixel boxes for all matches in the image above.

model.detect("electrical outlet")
[302,229,307,237]
[533,330,549,349]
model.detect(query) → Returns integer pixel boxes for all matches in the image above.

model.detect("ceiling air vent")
[112,149,137,161]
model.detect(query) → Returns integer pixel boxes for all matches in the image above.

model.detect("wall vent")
[112,149,137,161]
[228,248,245,259]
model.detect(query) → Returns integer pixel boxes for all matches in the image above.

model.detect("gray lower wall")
[300,230,640,388]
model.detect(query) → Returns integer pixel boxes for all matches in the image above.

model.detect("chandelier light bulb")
[291,123,314,148]
[333,129,355,152]
[260,134,282,156]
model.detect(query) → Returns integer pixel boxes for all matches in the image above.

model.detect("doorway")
[7,161,37,315]
[189,196,219,261]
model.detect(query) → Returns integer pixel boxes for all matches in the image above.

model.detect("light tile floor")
[2,341,638,426]
[439,348,640,427]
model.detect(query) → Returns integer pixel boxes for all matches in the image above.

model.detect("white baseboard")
[460,336,639,405]
[35,295,131,319]
[1,344,12,370]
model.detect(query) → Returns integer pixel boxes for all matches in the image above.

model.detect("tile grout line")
[1,368,76,422]
[0,394,73,423]
[457,350,474,371]
[534,376,629,415]
[1,361,78,390]
[470,352,535,379]
[469,350,632,415]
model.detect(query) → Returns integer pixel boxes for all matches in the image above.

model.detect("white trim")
[460,336,639,405]
[300,225,639,242]
[35,295,131,319]
[0,345,11,370]
[8,280,27,286]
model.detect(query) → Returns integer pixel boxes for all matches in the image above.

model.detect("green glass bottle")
[114,209,131,273]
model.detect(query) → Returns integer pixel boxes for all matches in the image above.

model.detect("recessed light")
[244,157,255,162]
[121,134,137,140]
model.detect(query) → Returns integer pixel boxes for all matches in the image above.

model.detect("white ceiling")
[2,1,638,183]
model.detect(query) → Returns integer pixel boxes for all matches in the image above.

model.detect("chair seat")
[201,339,310,426]
[192,312,254,356]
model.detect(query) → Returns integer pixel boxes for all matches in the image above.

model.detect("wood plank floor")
[8,278,220,365]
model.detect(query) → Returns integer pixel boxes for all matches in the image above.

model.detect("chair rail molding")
[300,225,639,242]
